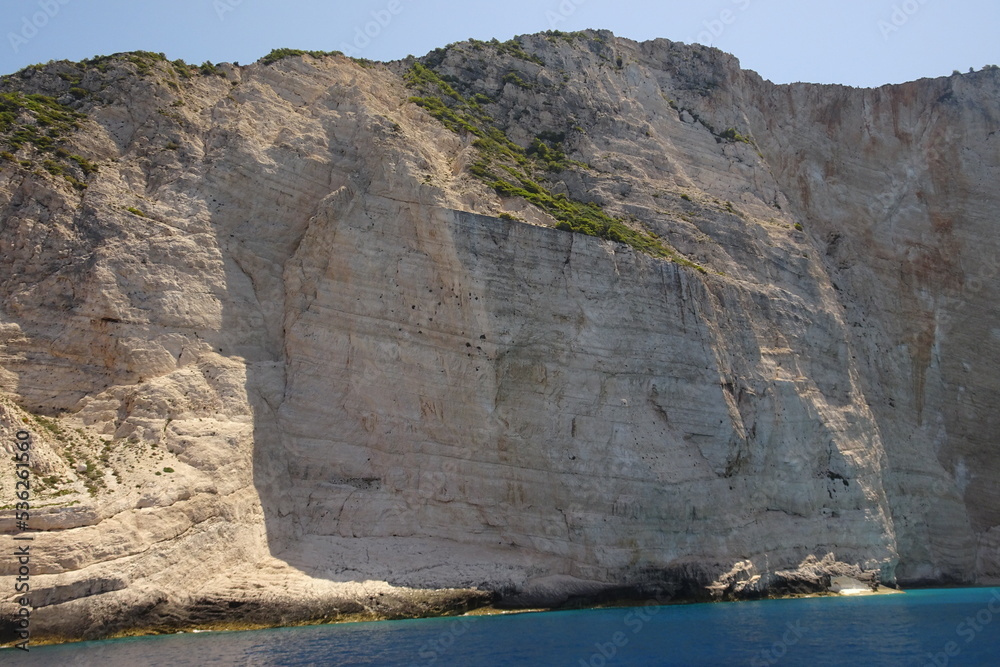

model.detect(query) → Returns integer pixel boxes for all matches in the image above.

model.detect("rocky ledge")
[0,31,996,644]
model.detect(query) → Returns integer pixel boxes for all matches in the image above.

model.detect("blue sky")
[0,0,997,87]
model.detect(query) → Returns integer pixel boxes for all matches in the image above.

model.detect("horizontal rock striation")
[0,32,996,643]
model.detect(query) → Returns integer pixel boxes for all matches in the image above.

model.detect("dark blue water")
[6,588,999,666]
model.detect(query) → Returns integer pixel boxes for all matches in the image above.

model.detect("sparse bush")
[0,92,85,150]
[502,71,533,89]
[494,38,544,66]
[260,48,342,66]
[720,127,753,145]
[173,59,193,78]
[199,61,222,77]
[403,60,702,269]
[542,30,586,44]
[69,154,97,174]
[82,51,167,76]
[42,159,64,176]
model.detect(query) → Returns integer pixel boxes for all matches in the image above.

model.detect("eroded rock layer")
[0,31,996,642]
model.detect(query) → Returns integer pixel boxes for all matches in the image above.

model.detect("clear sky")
[0,0,997,87]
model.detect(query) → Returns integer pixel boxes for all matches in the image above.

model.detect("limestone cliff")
[0,31,996,643]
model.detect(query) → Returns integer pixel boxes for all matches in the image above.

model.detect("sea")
[5,588,999,666]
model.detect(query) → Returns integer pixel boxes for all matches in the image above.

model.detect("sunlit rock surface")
[0,31,996,642]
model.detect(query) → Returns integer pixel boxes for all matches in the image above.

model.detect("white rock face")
[0,33,996,642]
[741,70,1000,585]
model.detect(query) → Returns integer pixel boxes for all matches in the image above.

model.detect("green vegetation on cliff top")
[0,91,92,189]
[404,57,700,268]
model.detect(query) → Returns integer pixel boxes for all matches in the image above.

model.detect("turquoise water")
[6,588,999,666]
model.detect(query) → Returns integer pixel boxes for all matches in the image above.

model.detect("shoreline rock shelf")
[0,32,996,644]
